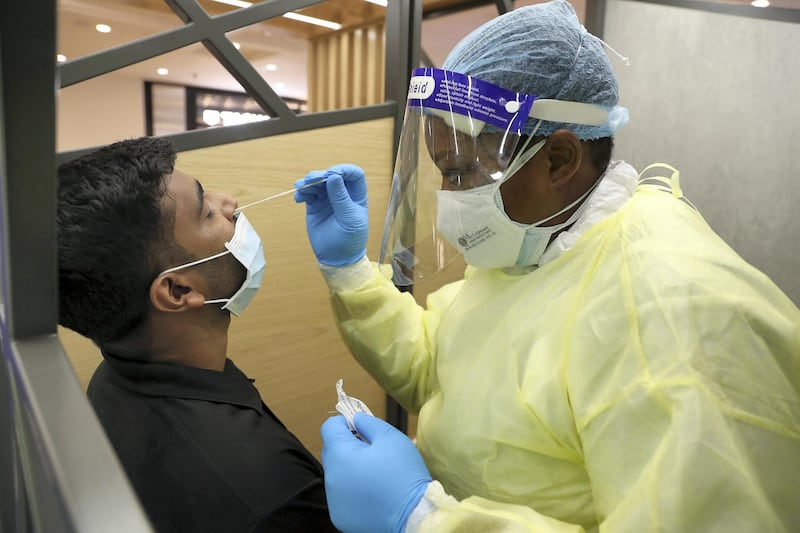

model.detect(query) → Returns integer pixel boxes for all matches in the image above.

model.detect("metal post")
[585,0,607,38]
[382,0,424,433]
[0,1,155,531]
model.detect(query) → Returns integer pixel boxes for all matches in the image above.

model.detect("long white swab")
[235,176,328,212]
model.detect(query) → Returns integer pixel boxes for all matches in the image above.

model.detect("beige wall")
[605,0,800,306]
[59,118,396,458]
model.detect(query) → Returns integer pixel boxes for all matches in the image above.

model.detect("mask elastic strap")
[159,250,230,275]
[158,250,235,306]
[531,176,602,228]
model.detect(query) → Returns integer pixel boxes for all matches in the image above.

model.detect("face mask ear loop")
[530,175,602,228]
[157,250,234,307]
[159,250,230,276]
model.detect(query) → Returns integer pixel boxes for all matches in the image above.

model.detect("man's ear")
[150,271,207,312]
[546,130,582,188]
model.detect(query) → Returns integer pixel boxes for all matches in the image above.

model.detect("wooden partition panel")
[59,117,395,458]
[308,21,386,112]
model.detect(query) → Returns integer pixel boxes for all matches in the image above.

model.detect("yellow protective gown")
[329,168,800,532]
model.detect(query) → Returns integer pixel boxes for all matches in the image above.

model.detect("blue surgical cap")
[442,0,625,140]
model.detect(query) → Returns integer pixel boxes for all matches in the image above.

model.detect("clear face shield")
[379,68,624,286]
[379,68,535,286]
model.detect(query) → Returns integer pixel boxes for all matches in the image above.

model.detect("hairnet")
[442,0,624,140]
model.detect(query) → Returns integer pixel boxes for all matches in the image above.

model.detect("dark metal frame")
[384,0,423,433]
[57,0,405,164]
[1,0,155,531]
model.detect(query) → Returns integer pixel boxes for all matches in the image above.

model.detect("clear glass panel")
[299,0,387,111]
[196,0,272,15]
[57,0,185,62]
[217,0,389,111]
[198,0,386,22]
[187,85,308,129]
[56,42,268,151]
[225,21,311,105]
[57,0,389,128]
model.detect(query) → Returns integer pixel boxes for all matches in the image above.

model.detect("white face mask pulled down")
[435,135,597,270]
[159,212,266,317]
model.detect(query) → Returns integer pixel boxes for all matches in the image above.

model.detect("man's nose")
[214,192,238,220]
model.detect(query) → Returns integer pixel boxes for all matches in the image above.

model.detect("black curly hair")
[57,137,189,345]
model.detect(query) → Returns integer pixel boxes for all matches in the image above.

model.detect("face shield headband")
[379,67,627,286]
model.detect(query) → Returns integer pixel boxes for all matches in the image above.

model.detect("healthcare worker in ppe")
[295,1,800,532]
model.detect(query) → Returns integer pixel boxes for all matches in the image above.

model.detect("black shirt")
[88,354,338,533]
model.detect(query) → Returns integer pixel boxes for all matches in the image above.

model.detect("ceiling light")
[57,54,67,63]
[210,0,341,30]
[95,24,111,33]
[282,12,341,30]
[213,0,252,7]
[751,0,769,6]
[265,64,277,71]
[203,109,222,126]
[157,68,169,76]
[364,0,388,6]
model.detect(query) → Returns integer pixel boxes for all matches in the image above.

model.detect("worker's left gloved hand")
[321,413,431,533]
[294,163,368,266]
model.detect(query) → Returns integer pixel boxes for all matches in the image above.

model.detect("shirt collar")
[99,352,264,412]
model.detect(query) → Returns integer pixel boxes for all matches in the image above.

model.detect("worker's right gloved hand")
[321,413,431,533]
[294,163,368,266]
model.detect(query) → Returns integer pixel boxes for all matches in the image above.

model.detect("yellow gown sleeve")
[329,263,464,413]
[413,481,584,532]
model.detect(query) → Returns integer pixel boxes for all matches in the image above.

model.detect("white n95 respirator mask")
[434,135,598,270]
[159,212,266,316]
[435,180,597,269]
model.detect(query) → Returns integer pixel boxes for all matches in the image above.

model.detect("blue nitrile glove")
[294,163,368,266]
[321,413,431,533]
